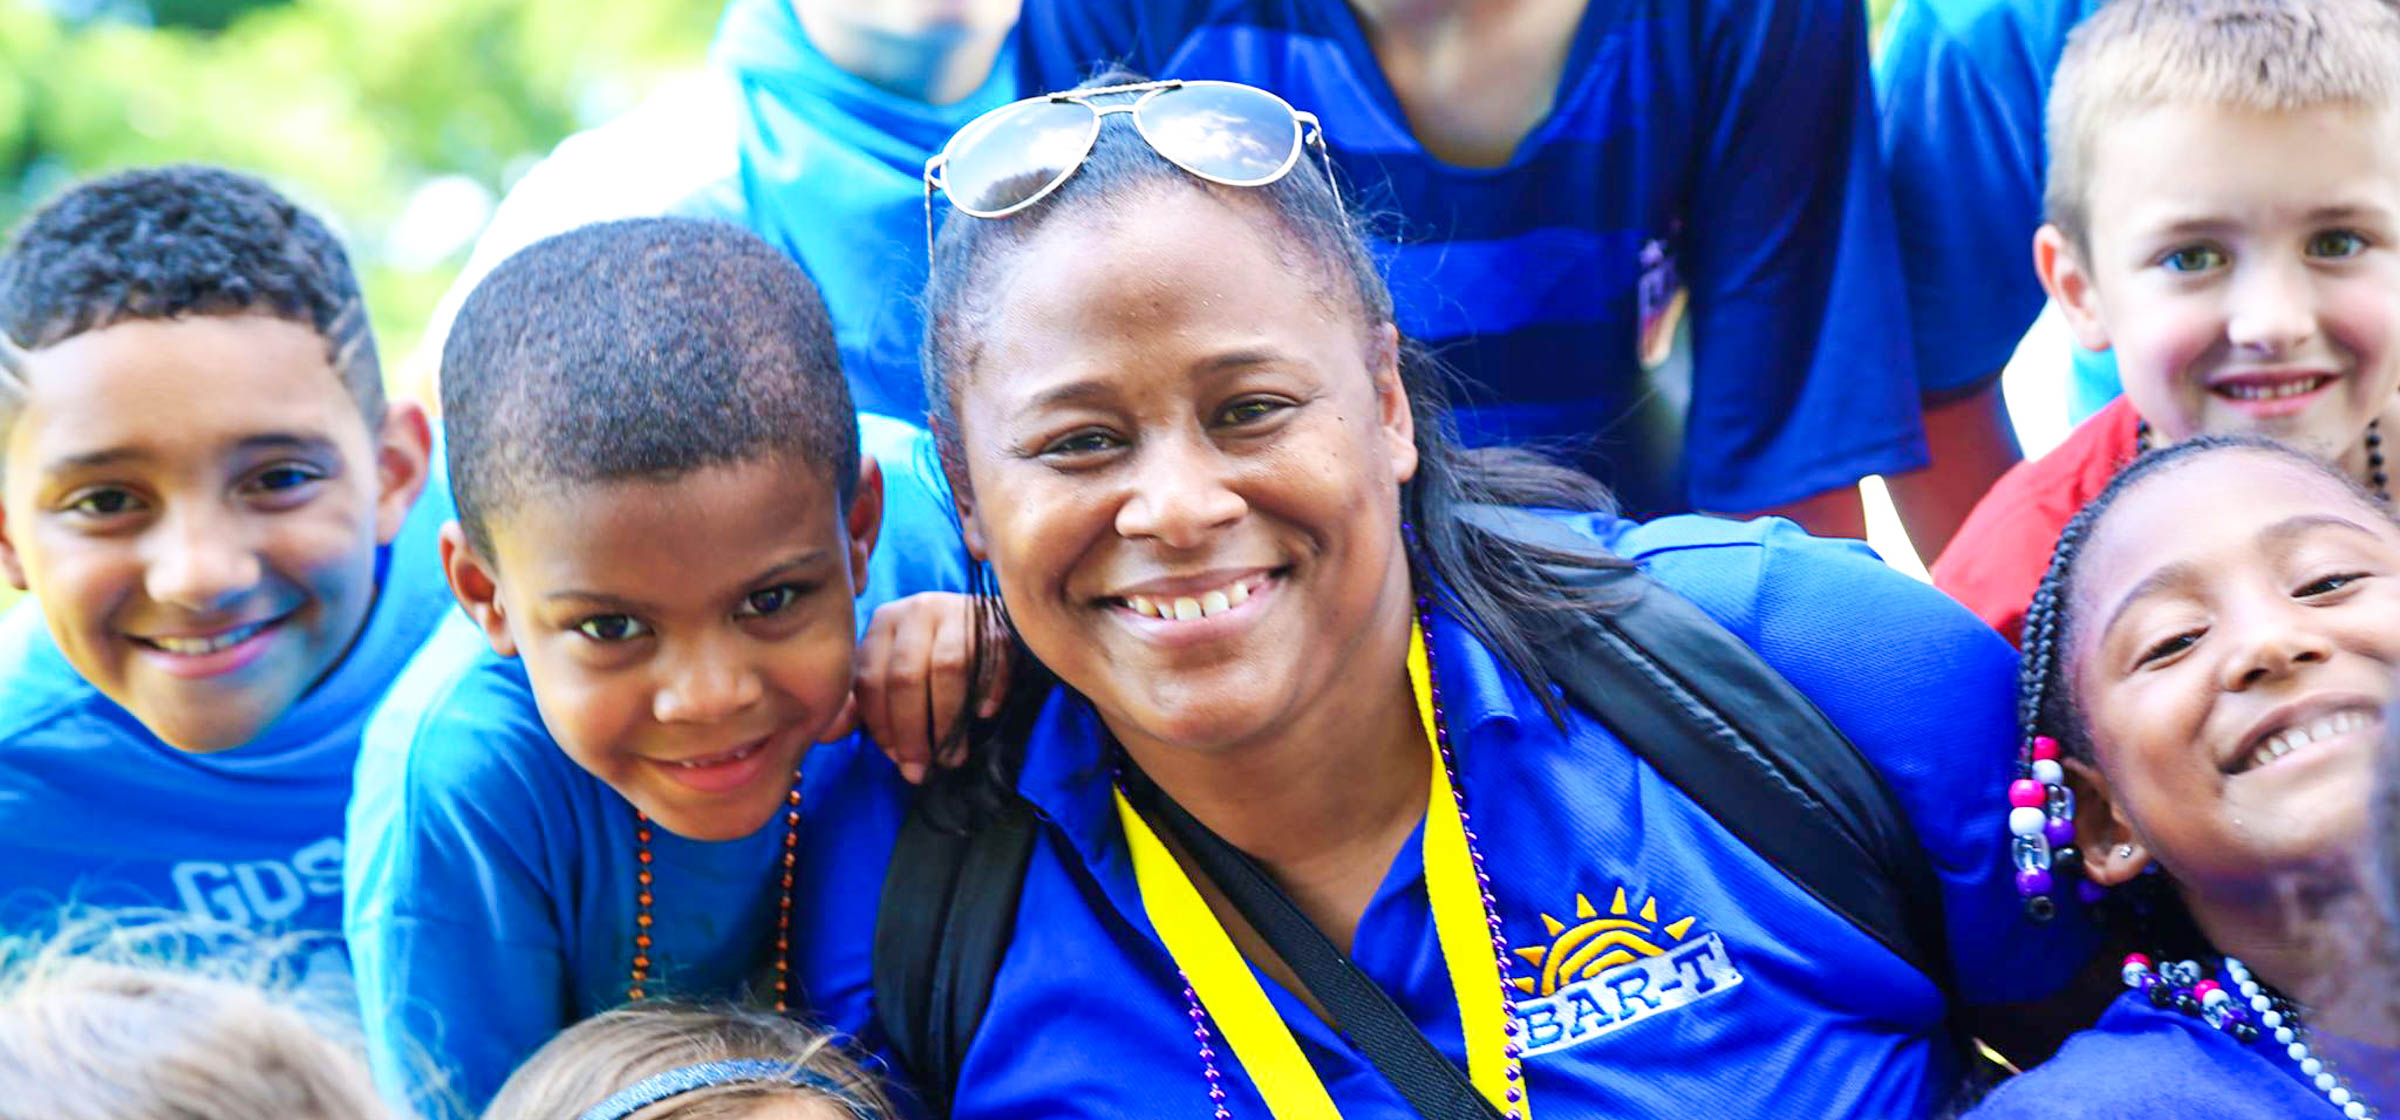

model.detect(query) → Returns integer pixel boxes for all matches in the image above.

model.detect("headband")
[572,1059,877,1120]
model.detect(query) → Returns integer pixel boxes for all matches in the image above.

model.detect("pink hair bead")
[2031,736,2061,761]
[2009,779,2045,808]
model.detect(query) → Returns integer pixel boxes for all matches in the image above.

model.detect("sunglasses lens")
[942,99,1100,216]
[1136,82,1304,185]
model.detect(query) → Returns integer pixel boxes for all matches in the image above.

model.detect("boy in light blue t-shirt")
[344,217,965,1119]
[0,166,446,984]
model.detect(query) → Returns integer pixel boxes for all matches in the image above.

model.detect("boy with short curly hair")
[0,166,443,969]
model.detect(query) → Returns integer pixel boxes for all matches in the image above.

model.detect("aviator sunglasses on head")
[922,78,1339,259]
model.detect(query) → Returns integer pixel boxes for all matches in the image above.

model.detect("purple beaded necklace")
[1166,594,1528,1117]
[2121,953,2381,1118]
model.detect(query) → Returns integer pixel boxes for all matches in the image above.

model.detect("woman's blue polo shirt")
[799,512,2097,1117]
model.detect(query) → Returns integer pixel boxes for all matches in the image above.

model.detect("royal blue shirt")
[716,0,1019,419]
[796,513,2096,1117]
[345,419,966,1119]
[1014,0,1928,517]
[1875,0,2124,420]
[0,467,454,990]
[1967,986,2396,1118]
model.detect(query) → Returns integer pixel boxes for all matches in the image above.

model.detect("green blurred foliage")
[0,0,720,374]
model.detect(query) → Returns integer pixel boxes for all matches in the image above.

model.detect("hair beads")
[2010,482,2104,922]
[2009,735,2083,920]
[2006,435,2397,920]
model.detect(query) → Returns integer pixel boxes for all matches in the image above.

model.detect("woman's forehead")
[966,190,1360,388]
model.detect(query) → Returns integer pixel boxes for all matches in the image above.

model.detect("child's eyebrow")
[735,550,836,590]
[40,432,340,476]
[2099,513,2384,638]
[2301,203,2395,225]
[541,550,837,611]
[232,432,343,458]
[2099,558,2205,641]
[40,446,150,475]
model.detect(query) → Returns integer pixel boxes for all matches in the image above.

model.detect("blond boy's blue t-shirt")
[1875,0,2124,419]
[0,462,455,989]
[344,416,966,1119]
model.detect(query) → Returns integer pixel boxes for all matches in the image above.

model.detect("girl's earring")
[2115,844,2135,858]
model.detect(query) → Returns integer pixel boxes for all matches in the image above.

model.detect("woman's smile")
[1104,569,1282,646]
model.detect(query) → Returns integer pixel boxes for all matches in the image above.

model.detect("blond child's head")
[0,955,387,1120]
[482,1005,892,1120]
[2037,0,2400,476]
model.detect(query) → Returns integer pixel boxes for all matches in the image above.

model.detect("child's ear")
[2035,224,2113,354]
[372,400,435,546]
[439,522,516,657]
[846,453,886,600]
[2065,756,2152,885]
[0,500,25,592]
[1369,322,1418,486]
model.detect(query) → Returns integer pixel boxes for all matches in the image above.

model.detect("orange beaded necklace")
[627,775,805,1012]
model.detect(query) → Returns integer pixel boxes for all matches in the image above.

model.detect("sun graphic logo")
[1510,886,1743,1058]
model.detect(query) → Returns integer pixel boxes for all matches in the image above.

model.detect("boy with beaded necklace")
[342,218,965,1119]
[1935,0,2400,645]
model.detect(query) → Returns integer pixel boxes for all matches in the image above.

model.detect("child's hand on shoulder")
[831,591,1006,784]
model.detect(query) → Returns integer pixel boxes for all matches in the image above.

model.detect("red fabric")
[1934,397,2144,645]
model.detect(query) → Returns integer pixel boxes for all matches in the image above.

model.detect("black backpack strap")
[1465,507,1953,993]
[871,794,1038,1118]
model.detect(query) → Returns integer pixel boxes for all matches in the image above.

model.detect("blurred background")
[0,0,727,612]
[0,0,1935,616]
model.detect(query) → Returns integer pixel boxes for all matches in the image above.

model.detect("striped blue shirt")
[1016,0,1929,516]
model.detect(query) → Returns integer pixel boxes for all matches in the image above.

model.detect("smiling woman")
[813,72,2096,1120]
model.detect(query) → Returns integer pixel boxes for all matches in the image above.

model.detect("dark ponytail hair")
[919,71,1629,805]
[2019,433,2387,948]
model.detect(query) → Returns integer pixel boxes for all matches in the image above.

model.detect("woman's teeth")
[2243,708,2374,772]
[2218,376,2330,401]
[1125,578,1255,621]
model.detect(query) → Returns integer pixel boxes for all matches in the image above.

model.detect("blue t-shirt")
[716,0,1019,420]
[425,0,1018,424]
[1967,986,2394,1118]
[346,627,914,1120]
[1874,0,2124,420]
[345,419,965,1118]
[1014,0,1928,517]
[797,513,2096,1117]
[857,413,975,614]
[0,468,455,987]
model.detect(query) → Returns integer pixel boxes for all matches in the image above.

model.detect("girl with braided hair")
[1977,435,2400,1117]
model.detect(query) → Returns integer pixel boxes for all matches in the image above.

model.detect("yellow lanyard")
[1114,621,1524,1119]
